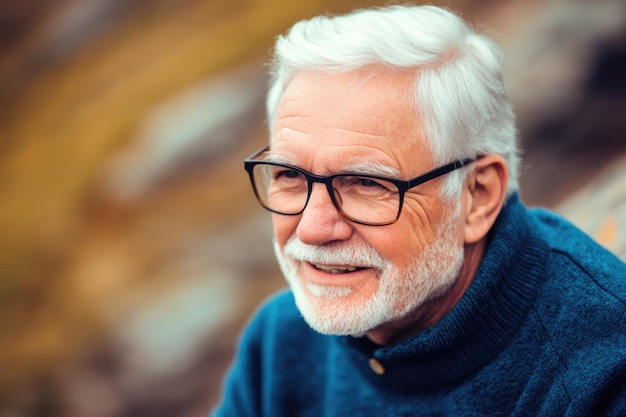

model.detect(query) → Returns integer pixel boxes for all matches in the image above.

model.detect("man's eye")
[339,176,394,195]
[347,177,390,190]
[275,169,302,180]
[358,178,385,188]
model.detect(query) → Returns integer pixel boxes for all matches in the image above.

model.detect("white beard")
[273,203,465,336]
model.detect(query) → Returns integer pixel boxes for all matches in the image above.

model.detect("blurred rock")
[507,0,626,206]
[103,64,267,200]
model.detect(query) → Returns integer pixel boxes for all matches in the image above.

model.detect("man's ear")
[463,154,508,244]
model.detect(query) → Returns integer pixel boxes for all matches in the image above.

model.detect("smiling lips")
[311,263,366,274]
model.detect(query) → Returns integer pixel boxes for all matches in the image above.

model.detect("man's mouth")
[311,263,366,274]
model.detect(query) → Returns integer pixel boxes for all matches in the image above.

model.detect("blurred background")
[0,0,624,416]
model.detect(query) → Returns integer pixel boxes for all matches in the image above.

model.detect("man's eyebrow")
[263,152,401,178]
[341,162,401,178]
[264,152,295,165]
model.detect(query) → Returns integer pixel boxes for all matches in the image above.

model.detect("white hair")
[266,5,519,198]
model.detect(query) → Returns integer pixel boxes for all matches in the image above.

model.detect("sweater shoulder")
[531,208,626,303]
[215,290,317,416]
[527,209,626,407]
[253,289,302,326]
[241,289,320,353]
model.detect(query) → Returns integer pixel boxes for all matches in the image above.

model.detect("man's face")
[270,68,466,340]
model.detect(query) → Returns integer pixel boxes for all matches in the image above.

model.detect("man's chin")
[304,282,353,298]
[291,284,384,336]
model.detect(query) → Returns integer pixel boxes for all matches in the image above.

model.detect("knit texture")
[214,194,626,416]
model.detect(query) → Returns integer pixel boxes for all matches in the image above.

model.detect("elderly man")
[214,5,626,416]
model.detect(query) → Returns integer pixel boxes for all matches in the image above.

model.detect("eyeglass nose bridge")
[301,173,347,218]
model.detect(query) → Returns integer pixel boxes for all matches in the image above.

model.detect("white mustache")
[282,238,388,270]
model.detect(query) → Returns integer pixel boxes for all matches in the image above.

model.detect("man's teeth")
[313,264,358,273]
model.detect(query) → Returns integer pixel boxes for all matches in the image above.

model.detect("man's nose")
[296,183,353,245]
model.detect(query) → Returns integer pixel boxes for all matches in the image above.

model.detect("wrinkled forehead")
[274,69,419,135]
[275,67,417,116]
[270,69,433,177]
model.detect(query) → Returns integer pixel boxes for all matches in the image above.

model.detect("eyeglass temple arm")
[407,157,477,189]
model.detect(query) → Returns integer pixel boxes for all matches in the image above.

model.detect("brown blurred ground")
[0,0,624,416]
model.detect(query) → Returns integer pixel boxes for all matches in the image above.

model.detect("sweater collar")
[338,193,549,390]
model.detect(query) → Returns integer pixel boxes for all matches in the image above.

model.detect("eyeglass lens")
[251,164,400,225]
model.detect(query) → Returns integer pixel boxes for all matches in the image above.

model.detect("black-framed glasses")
[244,145,476,226]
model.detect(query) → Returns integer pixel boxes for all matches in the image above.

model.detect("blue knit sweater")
[214,194,626,416]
